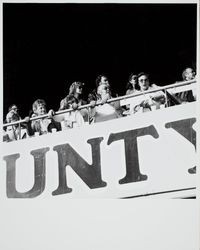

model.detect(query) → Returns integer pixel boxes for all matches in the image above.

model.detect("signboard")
[1,103,196,199]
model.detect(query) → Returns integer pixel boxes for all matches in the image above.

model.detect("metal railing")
[3,79,196,130]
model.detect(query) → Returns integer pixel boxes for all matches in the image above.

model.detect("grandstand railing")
[2,79,196,132]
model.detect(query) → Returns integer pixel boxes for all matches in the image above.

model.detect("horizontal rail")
[107,79,196,104]
[3,79,196,128]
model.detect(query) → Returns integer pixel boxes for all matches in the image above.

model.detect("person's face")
[184,68,195,81]
[10,105,18,114]
[138,75,149,91]
[100,76,109,86]
[76,85,83,94]
[129,75,137,86]
[98,84,109,97]
[35,104,46,115]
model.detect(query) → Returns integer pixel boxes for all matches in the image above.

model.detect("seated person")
[176,67,196,103]
[88,74,111,103]
[131,72,166,114]
[88,75,123,118]
[31,99,61,135]
[59,95,84,129]
[89,84,120,123]
[4,104,29,141]
[59,81,88,121]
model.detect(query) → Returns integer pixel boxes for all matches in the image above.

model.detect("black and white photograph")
[0,1,199,249]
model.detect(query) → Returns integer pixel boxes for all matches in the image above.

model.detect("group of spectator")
[3,67,196,142]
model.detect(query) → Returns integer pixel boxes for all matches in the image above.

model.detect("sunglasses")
[11,107,18,111]
[139,79,148,82]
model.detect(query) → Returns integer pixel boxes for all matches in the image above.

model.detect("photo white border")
[0,1,199,250]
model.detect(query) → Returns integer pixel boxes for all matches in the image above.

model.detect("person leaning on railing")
[88,74,124,121]
[59,95,84,130]
[88,74,111,104]
[59,81,88,122]
[165,67,196,105]
[176,67,196,103]
[89,83,120,123]
[131,72,166,114]
[3,104,30,142]
[30,99,61,135]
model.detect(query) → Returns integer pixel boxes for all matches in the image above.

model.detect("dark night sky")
[3,3,197,118]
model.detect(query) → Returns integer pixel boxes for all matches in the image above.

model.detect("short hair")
[126,73,138,90]
[8,104,18,112]
[32,99,46,113]
[69,81,85,95]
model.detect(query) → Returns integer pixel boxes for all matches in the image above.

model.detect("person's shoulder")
[80,99,87,105]
[6,112,11,120]
[59,96,69,110]
[31,113,38,118]
[134,89,142,94]
[61,95,68,103]
[126,89,132,95]
[88,91,97,101]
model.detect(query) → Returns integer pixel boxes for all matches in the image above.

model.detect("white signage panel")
[1,103,196,199]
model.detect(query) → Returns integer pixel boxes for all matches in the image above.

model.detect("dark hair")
[137,72,149,80]
[87,90,97,103]
[95,74,108,88]
[8,104,18,112]
[65,95,78,108]
[126,73,138,90]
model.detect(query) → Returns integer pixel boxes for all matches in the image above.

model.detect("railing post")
[87,107,90,124]
[18,123,21,140]
[164,89,168,108]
